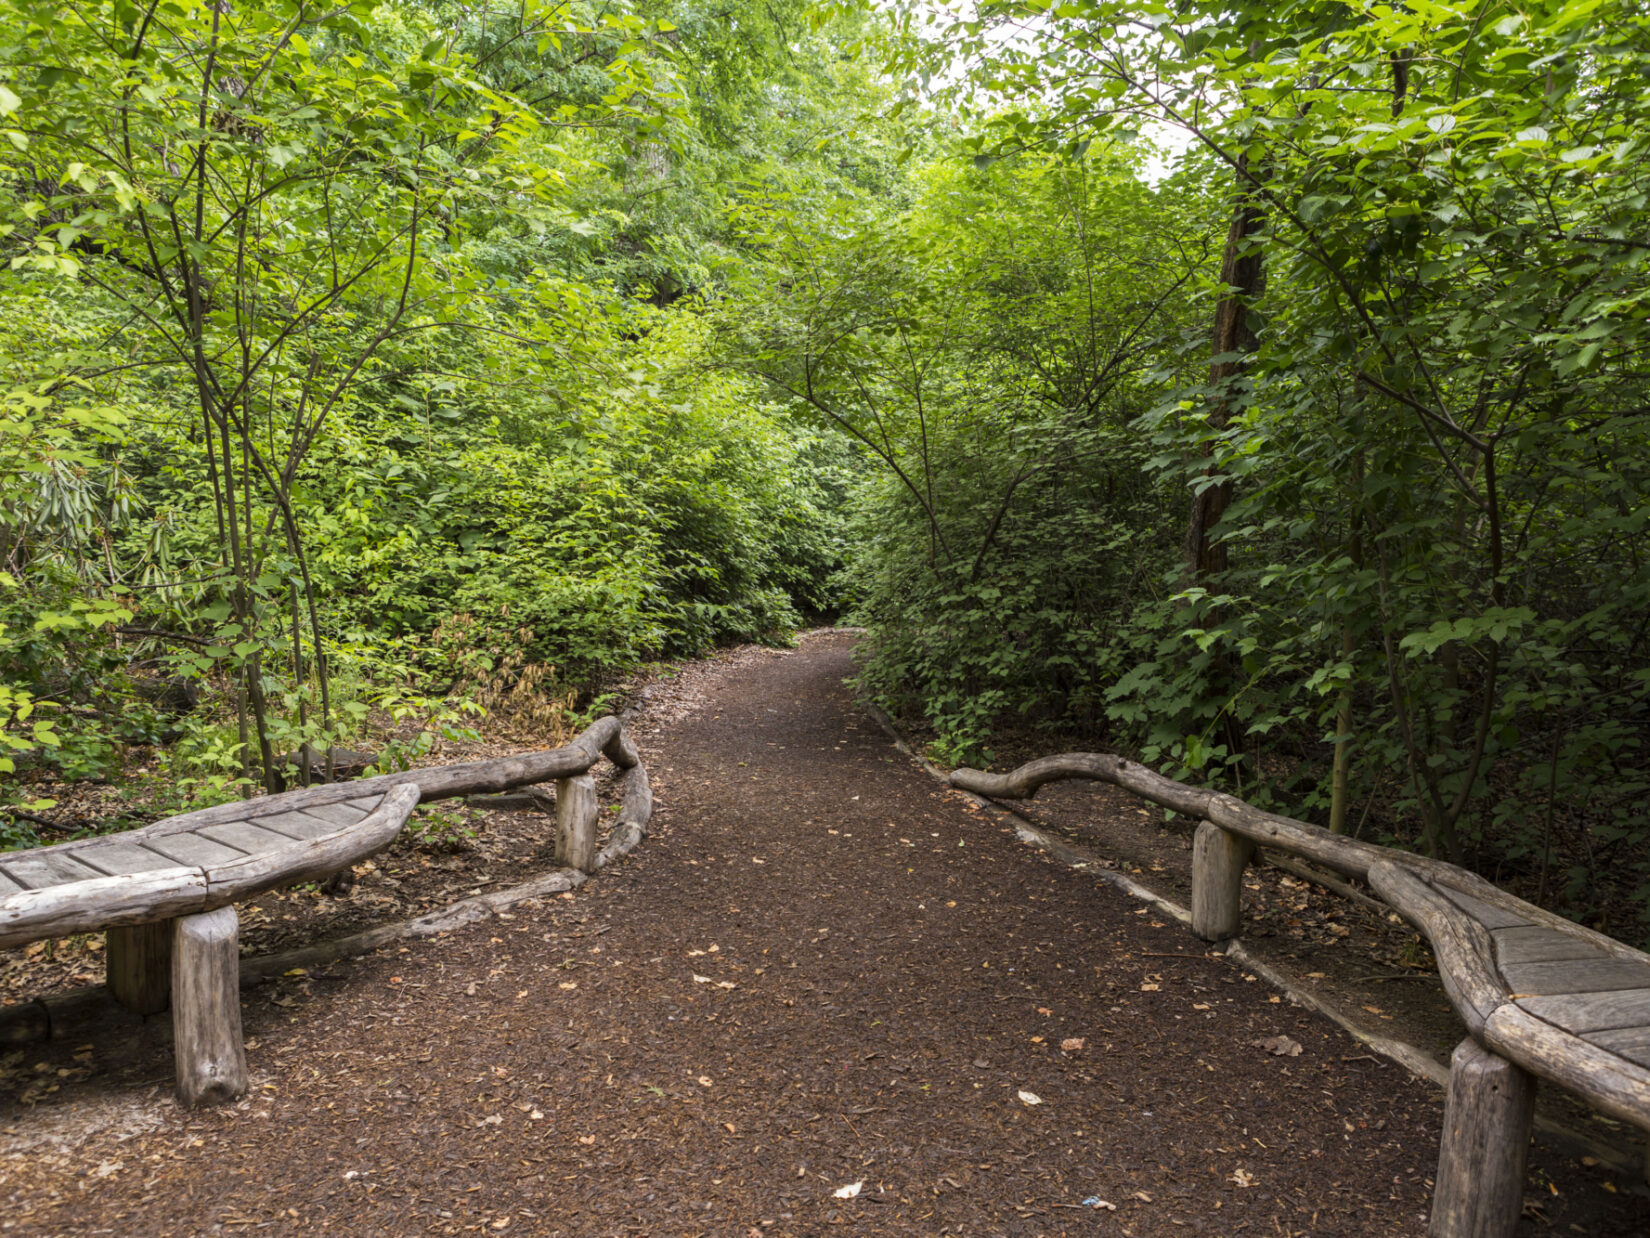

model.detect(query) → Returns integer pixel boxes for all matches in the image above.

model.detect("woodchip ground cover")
[0,634,1639,1235]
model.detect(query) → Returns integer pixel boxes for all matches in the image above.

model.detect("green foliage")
[870,0,1650,937]
[0,0,866,820]
[726,147,1205,758]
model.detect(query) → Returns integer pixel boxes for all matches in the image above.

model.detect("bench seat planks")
[0,719,650,1113]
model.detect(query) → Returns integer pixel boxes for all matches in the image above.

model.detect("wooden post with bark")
[1191,821,1253,940]
[1430,1037,1535,1237]
[554,773,601,874]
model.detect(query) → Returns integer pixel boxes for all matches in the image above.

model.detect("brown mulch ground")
[0,646,779,1007]
[0,633,1640,1235]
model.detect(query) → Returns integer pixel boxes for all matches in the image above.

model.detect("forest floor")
[0,631,1642,1236]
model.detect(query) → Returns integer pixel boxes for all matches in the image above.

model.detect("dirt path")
[3,634,1462,1235]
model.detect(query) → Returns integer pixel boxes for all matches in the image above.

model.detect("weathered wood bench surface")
[0,716,649,1105]
[952,752,1650,1238]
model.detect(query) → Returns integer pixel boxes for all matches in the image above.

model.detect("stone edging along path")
[859,699,1647,1186]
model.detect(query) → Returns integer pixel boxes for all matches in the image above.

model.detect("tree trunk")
[1185,156,1266,583]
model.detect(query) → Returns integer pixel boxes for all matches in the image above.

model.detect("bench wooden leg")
[1429,1037,1535,1238]
[107,920,173,1015]
[172,907,247,1106]
[1192,822,1252,941]
[554,773,600,874]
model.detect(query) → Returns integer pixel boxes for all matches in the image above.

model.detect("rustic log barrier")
[952,752,1650,1238]
[0,717,650,1105]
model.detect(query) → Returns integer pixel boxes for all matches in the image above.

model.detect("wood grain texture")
[1492,925,1603,966]
[1429,1038,1535,1238]
[554,773,600,874]
[140,833,247,867]
[0,867,208,949]
[951,752,1392,880]
[0,719,642,952]
[200,785,418,901]
[1485,1003,1650,1132]
[1,849,105,890]
[1515,989,1650,1035]
[62,842,180,877]
[1499,957,1650,996]
[141,717,623,837]
[1191,822,1252,942]
[106,920,173,1015]
[198,821,303,854]
[251,810,344,841]
[172,907,246,1106]
[593,822,645,871]
[1368,861,1506,1036]
[618,763,652,829]
[298,800,373,827]
[1437,885,1530,931]
[1586,1027,1650,1072]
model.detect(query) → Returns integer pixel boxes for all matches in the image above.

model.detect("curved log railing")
[952,751,1650,1238]
[0,717,651,1105]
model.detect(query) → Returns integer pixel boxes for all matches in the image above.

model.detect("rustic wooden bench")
[951,752,1650,1238]
[0,717,649,1105]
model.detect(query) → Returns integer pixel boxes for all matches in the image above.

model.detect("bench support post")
[1429,1037,1534,1238]
[107,920,173,1015]
[172,906,247,1106]
[1192,822,1252,941]
[554,773,600,874]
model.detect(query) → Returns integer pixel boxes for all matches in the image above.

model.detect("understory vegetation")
[2,0,1647,940]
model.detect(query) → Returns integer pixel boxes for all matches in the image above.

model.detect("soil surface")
[0,633,1641,1235]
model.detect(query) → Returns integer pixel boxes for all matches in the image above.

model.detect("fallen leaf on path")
[833,1181,863,1199]
[1061,1038,1085,1052]
[1017,1090,1043,1106]
[1254,1035,1303,1057]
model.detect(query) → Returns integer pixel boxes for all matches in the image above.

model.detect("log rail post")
[172,906,248,1106]
[554,773,601,874]
[107,919,174,1015]
[1192,821,1253,941]
[1430,1037,1535,1238]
